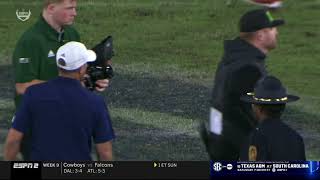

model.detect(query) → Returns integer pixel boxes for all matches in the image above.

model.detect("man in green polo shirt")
[12,0,110,160]
[13,0,110,108]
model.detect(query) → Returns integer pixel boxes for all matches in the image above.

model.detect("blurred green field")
[0,0,319,160]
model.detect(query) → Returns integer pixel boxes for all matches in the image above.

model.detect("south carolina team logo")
[16,9,31,22]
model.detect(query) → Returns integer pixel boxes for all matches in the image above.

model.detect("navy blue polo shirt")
[12,77,115,161]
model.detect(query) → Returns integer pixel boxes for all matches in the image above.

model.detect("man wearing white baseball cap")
[4,41,115,161]
[56,41,96,71]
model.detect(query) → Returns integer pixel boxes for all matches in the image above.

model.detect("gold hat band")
[247,93,288,102]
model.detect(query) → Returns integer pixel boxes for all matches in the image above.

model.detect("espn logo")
[13,163,39,169]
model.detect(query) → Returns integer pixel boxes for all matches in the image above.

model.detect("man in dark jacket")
[200,9,285,160]
[239,76,305,161]
[5,42,115,160]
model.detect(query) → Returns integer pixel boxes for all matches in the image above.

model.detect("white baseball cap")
[56,41,96,71]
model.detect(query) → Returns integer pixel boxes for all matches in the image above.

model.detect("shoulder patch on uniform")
[19,58,30,64]
[48,50,55,58]
[249,145,257,161]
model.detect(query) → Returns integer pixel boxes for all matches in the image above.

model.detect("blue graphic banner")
[210,161,320,178]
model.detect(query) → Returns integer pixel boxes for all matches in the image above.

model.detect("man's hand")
[4,128,24,161]
[95,79,110,92]
[96,141,113,161]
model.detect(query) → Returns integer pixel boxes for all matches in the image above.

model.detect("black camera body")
[85,36,115,91]
[85,65,114,90]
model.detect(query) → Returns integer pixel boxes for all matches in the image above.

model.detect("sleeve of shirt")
[231,64,264,95]
[93,98,115,144]
[229,64,265,127]
[12,37,41,83]
[12,88,33,134]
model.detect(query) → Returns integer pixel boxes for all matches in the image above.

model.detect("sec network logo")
[213,162,223,172]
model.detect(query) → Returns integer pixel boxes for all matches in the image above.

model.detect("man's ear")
[46,4,56,15]
[252,104,263,120]
[79,64,88,76]
[255,30,264,41]
[253,104,262,112]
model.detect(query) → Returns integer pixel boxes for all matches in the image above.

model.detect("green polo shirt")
[12,15,80,108]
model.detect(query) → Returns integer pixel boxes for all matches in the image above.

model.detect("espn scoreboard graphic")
[2,161,209,179]
[0,161,319,179]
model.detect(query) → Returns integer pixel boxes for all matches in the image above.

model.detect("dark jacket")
[239,118,306,161]
[203,37,267,160]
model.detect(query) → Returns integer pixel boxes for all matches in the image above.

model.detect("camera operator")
[5,41,115,161]
[12,0,111,160]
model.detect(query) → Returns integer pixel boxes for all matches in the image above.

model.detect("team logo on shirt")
[19,58,30,64]
[248,145,257,161]
[48,50,55,58]
[16,9,31,22]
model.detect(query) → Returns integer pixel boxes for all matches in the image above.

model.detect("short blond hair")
[43,0,64,8]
